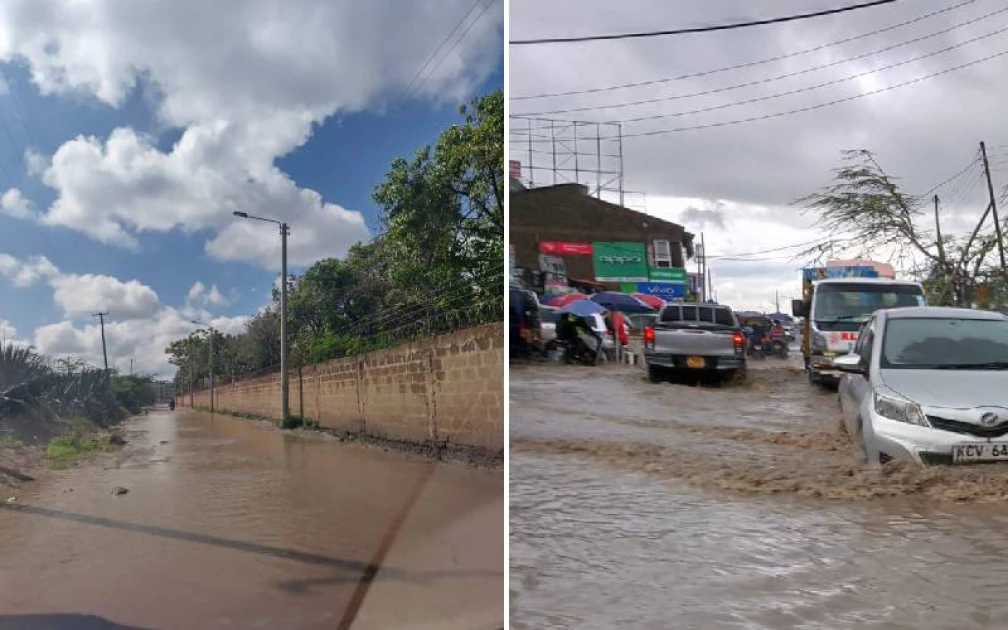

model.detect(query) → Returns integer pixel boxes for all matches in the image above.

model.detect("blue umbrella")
[561,299,606,317]
[589,291,655,314]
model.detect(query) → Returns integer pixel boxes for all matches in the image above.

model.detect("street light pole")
[233,211,290,421]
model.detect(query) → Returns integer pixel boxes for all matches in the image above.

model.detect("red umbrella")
[547,292,588,308]
[633,293,666,310]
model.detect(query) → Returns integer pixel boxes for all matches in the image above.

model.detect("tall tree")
[373,89,504,297]
[799,149,1005,306]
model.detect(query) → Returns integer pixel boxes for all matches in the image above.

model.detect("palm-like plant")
[0,343,53,419]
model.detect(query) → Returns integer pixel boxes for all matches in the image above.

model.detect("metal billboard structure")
[508,115,629,209]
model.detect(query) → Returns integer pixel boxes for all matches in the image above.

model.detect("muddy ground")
[510,360,1008,629]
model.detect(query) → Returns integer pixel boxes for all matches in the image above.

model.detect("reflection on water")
[0,410,504,630]
[510,364,1008,629]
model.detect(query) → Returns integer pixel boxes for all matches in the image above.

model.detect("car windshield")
[813,283,924,324]
[881,317,1008,369]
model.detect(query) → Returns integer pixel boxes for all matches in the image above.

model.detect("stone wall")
[179,323,505,453]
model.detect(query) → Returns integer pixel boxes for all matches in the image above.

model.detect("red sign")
[539,241,593,256]
[509,160,522,179]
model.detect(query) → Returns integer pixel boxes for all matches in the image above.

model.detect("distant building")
[510,181,694,300]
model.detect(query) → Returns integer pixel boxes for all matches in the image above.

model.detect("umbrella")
[561,299,606,317]
[632,293,666,310]
[589,291,655,314]
[547,292,588,308]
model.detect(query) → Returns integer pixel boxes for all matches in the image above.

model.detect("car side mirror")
[834,353,866,375]
[791,299,808,318]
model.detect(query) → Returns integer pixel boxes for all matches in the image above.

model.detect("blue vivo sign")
[636,282,686,299]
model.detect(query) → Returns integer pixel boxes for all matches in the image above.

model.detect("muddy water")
[510,362,1008,629]
[0,410,504,630]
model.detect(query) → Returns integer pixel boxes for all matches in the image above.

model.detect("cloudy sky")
[0,0,503,377]
[509,0,1008,311]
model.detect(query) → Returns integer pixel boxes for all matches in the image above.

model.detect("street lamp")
[191,319,215,413]
[232,211,290,421]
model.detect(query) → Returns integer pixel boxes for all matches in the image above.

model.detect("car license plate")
[952,442,1008,463]
[686,356,705,369]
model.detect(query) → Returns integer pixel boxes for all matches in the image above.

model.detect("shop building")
[510,182,695,299]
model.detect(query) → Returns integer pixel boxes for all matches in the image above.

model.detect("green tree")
[373,89,503,297]
[799,149,1005,306]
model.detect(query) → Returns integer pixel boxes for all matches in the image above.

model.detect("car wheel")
[647,365,664,383]
[726,364,747,386]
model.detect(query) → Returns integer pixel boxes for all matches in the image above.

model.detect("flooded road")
[510,361,1008,629]
[0,410,504,630]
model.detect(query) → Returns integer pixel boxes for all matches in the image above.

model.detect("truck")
[643,302,748,384]
[791,264,926,386]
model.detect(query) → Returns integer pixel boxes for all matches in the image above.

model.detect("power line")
[400,0,497,100]
[511,0,977,100]
[515,4,1008,117]
[509,0,902,45]
[556,47,1008,139]
[397,0,483,99]
[517,26,1008,126]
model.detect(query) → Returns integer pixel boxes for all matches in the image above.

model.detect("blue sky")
[0,0,503,375]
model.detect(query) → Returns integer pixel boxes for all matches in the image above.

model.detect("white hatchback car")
[836,306,1008,466]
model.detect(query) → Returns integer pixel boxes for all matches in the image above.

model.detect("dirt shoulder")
[0,414,132,490]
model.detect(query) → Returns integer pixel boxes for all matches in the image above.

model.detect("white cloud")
[186,280,230,308]
[0,252,248,376]
[49,273,162,321]
[33,306,249,378]
[0,188,32,218]
[0,0,503,265]
[0,253,59,287]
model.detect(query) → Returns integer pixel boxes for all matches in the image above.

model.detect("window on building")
[653,240,672,268]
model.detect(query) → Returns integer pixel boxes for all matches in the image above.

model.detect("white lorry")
[792,273,926,386]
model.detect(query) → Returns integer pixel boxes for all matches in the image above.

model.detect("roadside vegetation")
[0,344,157,467]
[166,90,505,395]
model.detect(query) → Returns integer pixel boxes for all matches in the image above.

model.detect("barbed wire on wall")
[187,269,505,392]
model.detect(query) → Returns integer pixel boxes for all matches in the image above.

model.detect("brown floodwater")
[0,410,504,630]
[510,360,1008,629]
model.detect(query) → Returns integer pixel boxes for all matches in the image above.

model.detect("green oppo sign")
[592,242,648,282]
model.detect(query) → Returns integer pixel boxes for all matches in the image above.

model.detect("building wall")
[179,323,505,453]
[510,183,691,287]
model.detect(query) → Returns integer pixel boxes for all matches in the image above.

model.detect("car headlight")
[873,390,930,427]
[812,331,827,350]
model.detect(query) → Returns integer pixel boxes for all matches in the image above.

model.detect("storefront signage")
[592,242,648,282]
[539,241,593,256]
[648,267,687,282]
[637,281,687,299]
[509,160,522,179]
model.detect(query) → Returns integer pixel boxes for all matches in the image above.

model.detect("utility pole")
[775,290,780,313]
[700,232,707,302]
[980,141,1006,276]
[280,222,290,421]
[91,312,109,371]
[188,334,194,408]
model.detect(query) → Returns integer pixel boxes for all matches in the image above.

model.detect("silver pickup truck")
[643,302,747,383]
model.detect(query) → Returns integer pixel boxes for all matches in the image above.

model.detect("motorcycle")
[546,335,601,366]
[770,338,788,358]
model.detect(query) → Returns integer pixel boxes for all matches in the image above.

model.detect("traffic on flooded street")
[510,357,1008,629]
